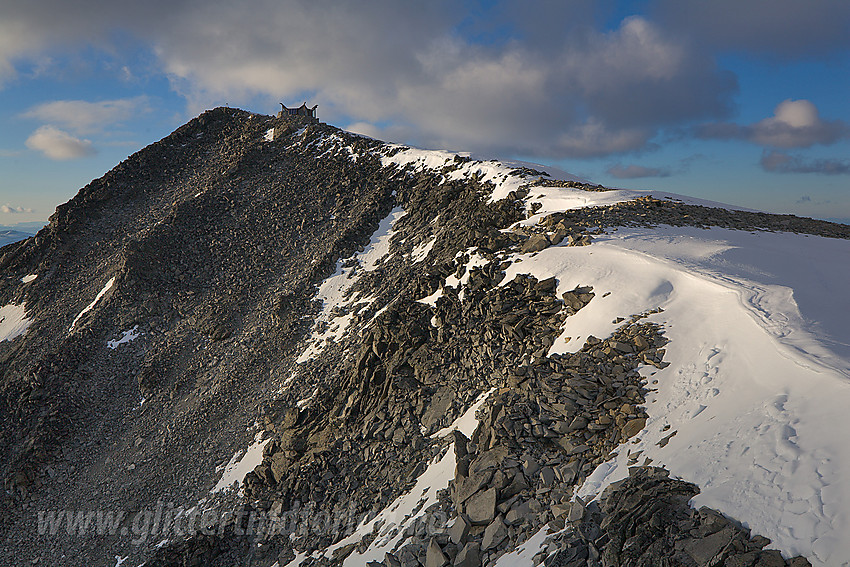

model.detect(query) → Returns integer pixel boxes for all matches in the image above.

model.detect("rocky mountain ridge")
[1,107,843,566]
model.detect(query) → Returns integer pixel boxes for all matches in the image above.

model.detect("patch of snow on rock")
[493,524,551,567]
[432,388,495,438]
[69,277,115,332]
[300,387,496,566]
[212,432,270,495]
[0,303,32,342]
[295,207,406,364]
[107,325,141,349]
[410,235,436,263]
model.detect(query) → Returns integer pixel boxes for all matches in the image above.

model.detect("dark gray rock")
[449,515,470,546]
[454,469,494,505]
[521,233,550,253]
[681,526,739,565]
[453,542,481,567]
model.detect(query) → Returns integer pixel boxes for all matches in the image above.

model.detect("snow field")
[212,431,271,495]
[509,227,850,565]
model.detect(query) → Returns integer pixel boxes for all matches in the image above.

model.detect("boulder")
[505,501,532,525]
[622,418,647,439]
[453,542,481,567]
[423,386,455,429]
[449,515,470,545]
[465,487,497,525]
[455,469,494,505]
[521,233,550,254]
[469,446,508,474]
[681,527,738,565]
[426,538,449,567]
[481,516,508,550]
[539,466,556,487]
[567,498,585,523]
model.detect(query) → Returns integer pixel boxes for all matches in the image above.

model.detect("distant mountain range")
[0,229,33,248]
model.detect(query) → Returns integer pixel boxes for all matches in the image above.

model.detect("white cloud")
[751,100,845,147]
[555,122,654,159]
[143,5,737,157]
[25,125,95,160]
[698,99,848,148]
[21,96,151,134]
[0,204,34,214]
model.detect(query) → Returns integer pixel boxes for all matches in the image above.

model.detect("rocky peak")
[0,108,826,567]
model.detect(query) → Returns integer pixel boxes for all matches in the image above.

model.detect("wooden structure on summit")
[272,102,320,141]
[278,102,318,123]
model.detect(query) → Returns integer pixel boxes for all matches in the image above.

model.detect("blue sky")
[1,0,848,228]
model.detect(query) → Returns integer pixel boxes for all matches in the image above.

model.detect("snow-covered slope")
[337,145,850,566]
[538,227,849,565]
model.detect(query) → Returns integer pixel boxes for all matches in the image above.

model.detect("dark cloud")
[761,150,850,175]
[797,196,812,204]
[698,100,849,148]
[653,0,850,58]
[607,164,671,179]
[0,1,740,159]
[557,17,736,131]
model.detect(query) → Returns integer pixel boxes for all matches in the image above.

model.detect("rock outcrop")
[0,108,829,567]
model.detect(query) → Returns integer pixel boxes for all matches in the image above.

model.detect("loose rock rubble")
[536,467,811,567]
[532,196,850,240]
[0,108,827,566]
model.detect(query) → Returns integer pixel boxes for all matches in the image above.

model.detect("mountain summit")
[1,108,848,567]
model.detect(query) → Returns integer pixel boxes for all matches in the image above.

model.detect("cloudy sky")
[1,0,849,227]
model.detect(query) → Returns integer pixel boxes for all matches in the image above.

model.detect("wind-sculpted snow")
[501,225,850,565]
